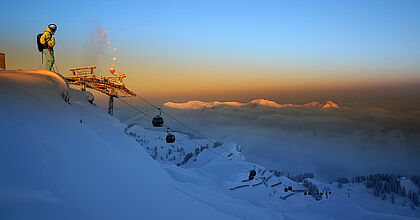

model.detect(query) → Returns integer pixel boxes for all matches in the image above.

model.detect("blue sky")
[1,0,419,104]
[2,0,419,67]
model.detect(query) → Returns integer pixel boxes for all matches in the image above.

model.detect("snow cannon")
[248,169,257,180]
[110,67,115,74]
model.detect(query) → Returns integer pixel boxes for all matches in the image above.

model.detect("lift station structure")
[65,66,136,116]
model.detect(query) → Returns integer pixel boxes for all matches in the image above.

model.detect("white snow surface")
[0,70,418,220]
[0,70,250,220]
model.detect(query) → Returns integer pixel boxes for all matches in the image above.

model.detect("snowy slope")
[1,70,418,220]
[0,70,261,220]
[126,126,420,219]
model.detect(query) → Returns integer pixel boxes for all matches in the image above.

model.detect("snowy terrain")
[0,70,419,219]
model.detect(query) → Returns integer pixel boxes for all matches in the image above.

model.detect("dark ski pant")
[43,48,55,71]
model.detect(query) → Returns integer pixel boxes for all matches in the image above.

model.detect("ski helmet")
[48,24,57,31]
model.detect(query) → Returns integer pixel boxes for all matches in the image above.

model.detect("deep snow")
[0,70,419,220]
[0,70,254,219]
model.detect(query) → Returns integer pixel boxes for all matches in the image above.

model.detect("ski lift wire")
[118,98,154,119]
[122,109,153,124]
[133,94,246,162]
[116,97,250,171]
[128,94,246,162]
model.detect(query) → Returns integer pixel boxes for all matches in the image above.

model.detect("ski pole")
[54,63,60,74]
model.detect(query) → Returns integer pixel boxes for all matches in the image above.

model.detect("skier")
[39,24,57,71]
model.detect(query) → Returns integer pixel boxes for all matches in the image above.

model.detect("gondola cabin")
[166,133,176,143]
[152,116,164,127]
[248,169,257,180]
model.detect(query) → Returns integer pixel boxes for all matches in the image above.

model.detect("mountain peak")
[164,99,341,110]
[321,101,340,109]
[164,100,245,109]
[249,99,284,108]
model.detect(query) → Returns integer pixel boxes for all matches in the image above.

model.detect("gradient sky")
[1,0,419,110]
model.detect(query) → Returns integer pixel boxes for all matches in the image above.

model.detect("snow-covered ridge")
[1,70,418,220]
[125,125,244,167]
[164,99,341,110]
[0,70,260,220]
[125,124,420,220]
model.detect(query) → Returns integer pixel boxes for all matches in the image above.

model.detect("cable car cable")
[118,98,154,119]
[116,97,251,171]
[126,95,246,162]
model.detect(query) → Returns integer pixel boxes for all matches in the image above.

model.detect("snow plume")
[144,103,420,180]
[96,26,110,51]
[85,24,119,72]
[85,24,106,65]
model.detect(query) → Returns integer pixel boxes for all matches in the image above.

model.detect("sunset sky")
[1,0,419,111]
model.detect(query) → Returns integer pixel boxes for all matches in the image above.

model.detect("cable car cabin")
[152,108,164,127]
[250,169,257,176]
[166,134,176,143]
[152,116,164,127]
[248,169,257,180]
[284,186,293,192]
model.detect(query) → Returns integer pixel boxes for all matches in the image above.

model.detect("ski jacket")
[40,28,56,48]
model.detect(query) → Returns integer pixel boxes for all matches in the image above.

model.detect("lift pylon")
[65,66,136,116]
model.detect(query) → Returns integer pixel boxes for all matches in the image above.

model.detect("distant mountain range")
[164,99,341,110]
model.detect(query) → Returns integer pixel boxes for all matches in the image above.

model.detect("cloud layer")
[156,99,420,180]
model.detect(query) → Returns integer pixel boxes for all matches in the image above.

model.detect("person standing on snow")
[39,24,57,71]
